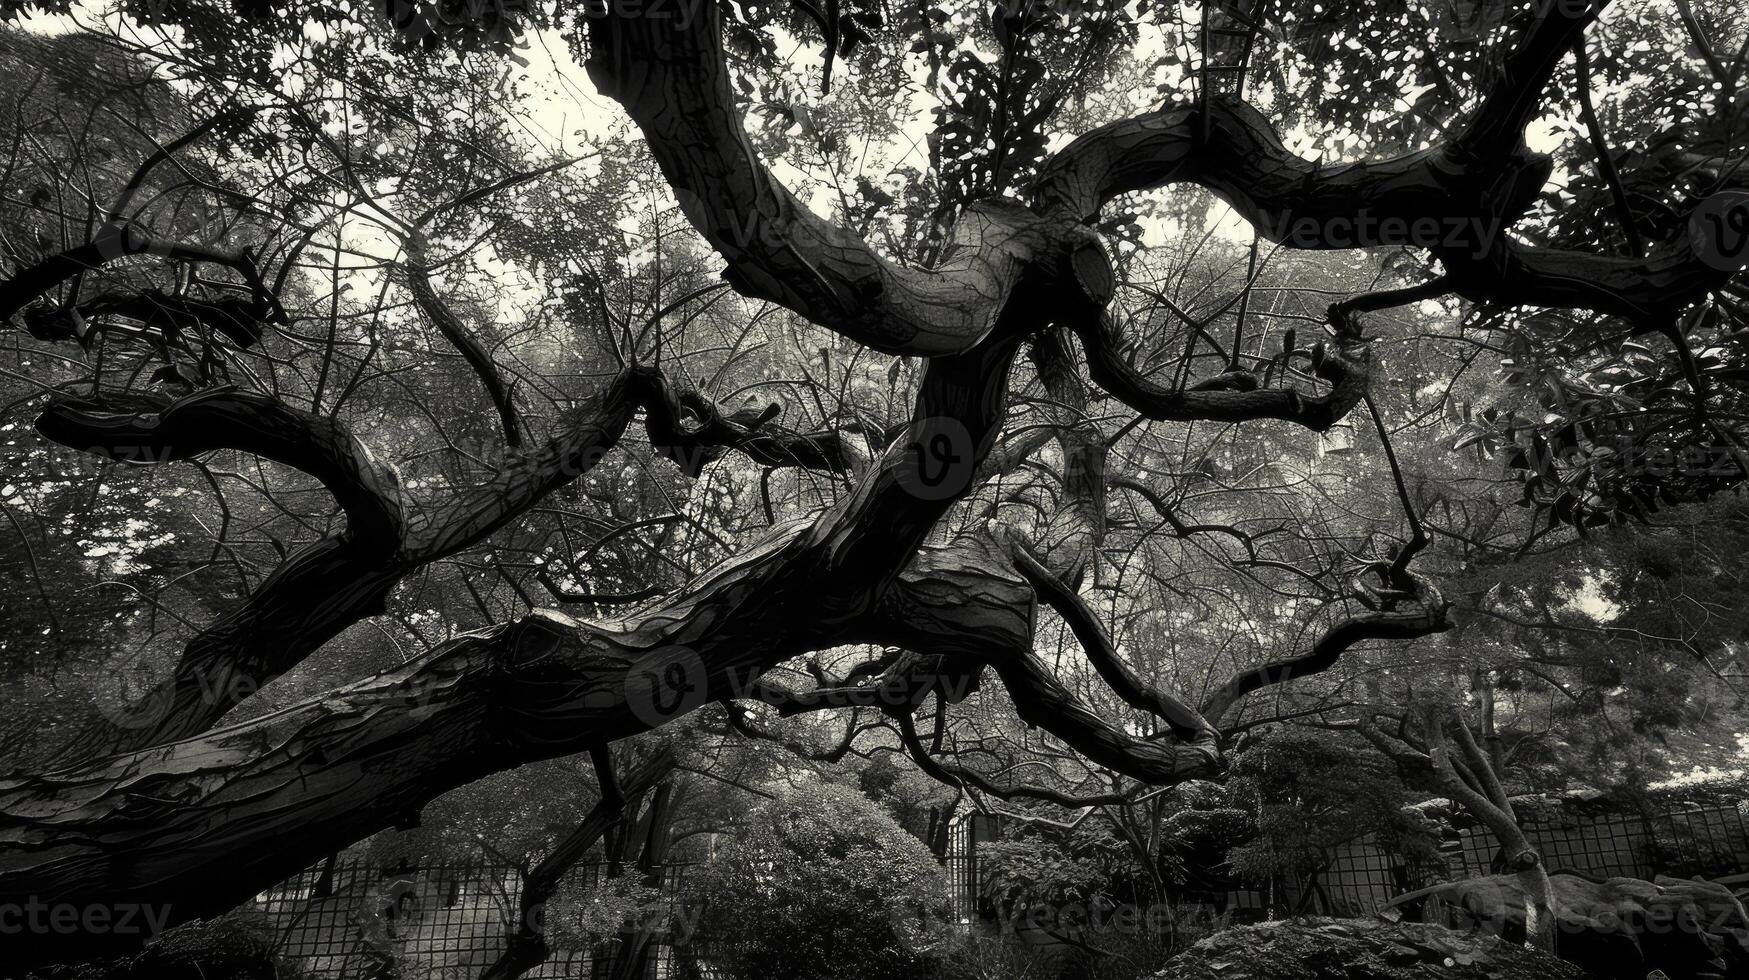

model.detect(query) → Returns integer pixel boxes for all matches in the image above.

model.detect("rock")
[1559,874,1749,980]
[20,914,301,980]
[1425,872,1749,980]
[1159,918,1594,980]
[110,916,293,980]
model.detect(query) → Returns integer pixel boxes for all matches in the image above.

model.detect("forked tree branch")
[41,362,876,758]
[480,748,676,980]
[1200,586,1452,726]
[403,227,527,449]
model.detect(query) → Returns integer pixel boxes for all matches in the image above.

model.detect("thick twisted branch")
[35,386,403,548]
[4,3,1697,966]
[44,365,877,757]
[584,4,1056,356]
[1031,2,1728,329]
[1,224,266,325]
[1072,310,1371,430]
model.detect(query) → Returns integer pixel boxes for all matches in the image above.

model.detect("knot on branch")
[1347,561,1448,623]
[621,365,862,477]
[22,303,81,343]
[1325,302,1365,341]
[1506,849,1543,873]
[1065,229,1115,311]
[1190,370,1261,393]
[1308,337,1372,422]
[628,366,787,477]
[482,613,591,695]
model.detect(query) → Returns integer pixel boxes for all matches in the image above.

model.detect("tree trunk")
[479,752,674,980]
[1515,862,1557,952]
[602,779,676,980]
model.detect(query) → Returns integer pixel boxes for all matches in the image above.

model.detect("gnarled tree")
[0,0,1744,971]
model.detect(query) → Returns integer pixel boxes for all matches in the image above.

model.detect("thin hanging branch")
[1363,391,1428,583]
[1571,42,1645,259]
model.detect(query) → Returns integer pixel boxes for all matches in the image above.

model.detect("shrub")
[31,910,307,980]
[682,782,955,980]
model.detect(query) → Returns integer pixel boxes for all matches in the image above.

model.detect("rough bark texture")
[41,366,856,758]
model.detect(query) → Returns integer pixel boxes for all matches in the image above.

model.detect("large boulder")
[1414,872,1749,980]
[1549,874,1749,980]
[1160,918,1594,980]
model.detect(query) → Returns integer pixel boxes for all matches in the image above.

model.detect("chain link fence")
[255,799,1748,974]
[254,857,697,979]
[1254,799,1749,916]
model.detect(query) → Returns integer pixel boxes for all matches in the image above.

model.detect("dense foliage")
[683,783,955,980]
